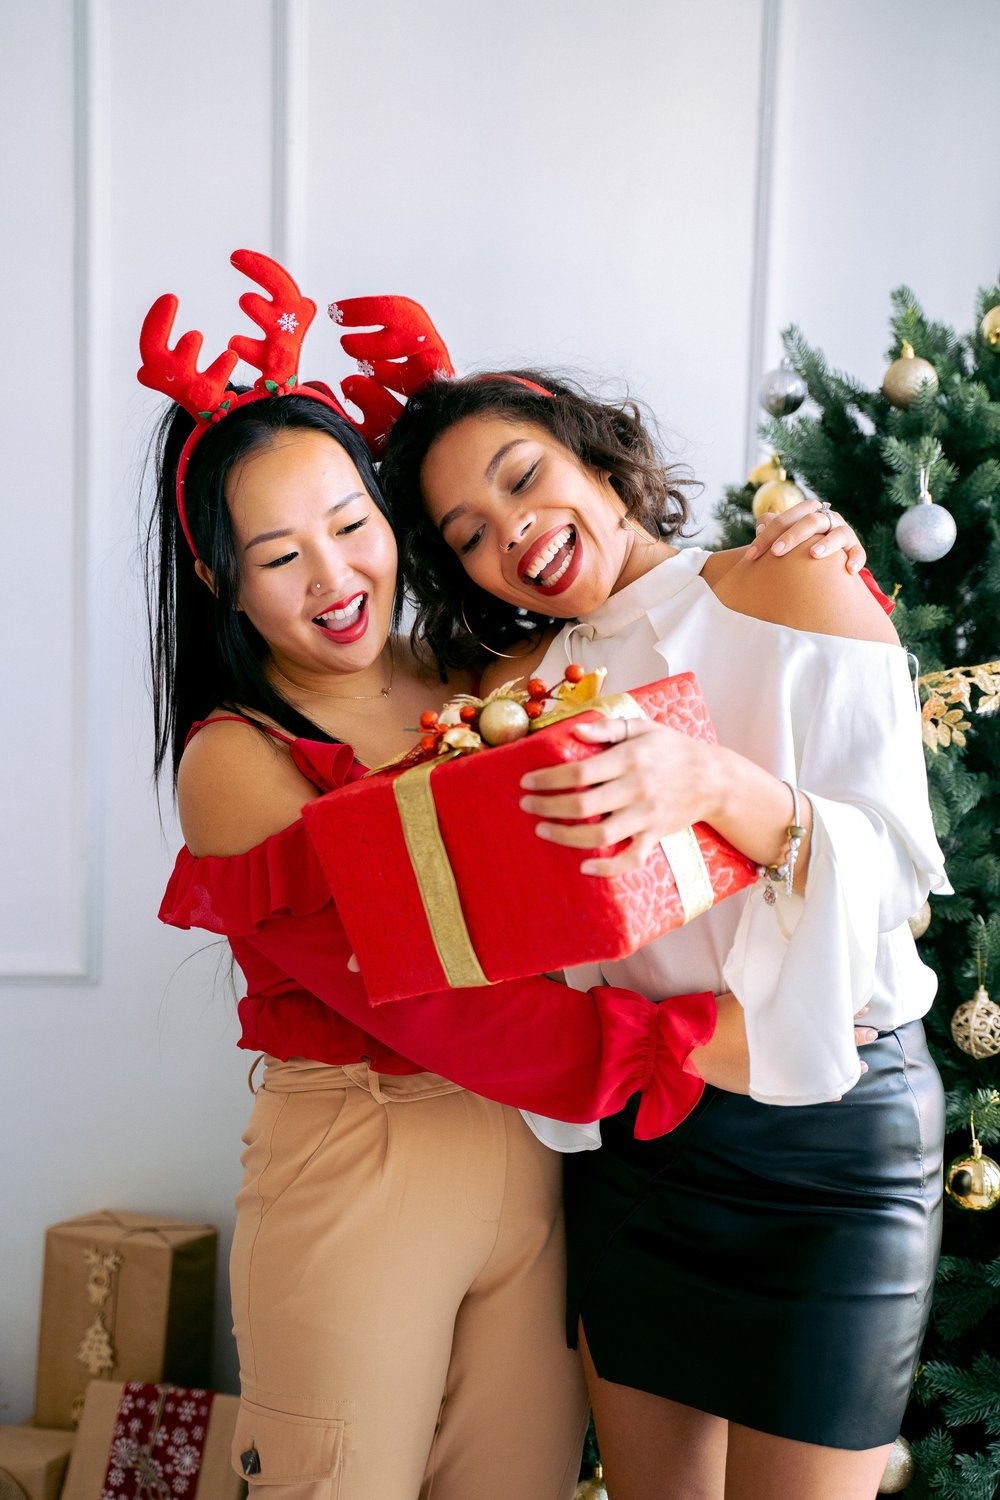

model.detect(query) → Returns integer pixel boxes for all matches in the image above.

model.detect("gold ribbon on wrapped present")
[390,677,715,986]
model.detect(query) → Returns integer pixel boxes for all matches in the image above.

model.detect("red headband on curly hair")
[137,252,455,557]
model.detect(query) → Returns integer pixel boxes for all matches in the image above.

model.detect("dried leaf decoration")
[919,660,1000,752]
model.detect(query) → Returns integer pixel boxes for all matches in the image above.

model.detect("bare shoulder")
[705,547,900,646]
[177,717,319,858]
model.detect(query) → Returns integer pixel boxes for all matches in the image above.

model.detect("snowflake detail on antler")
[277,311,299,334]
[327,302,344,324]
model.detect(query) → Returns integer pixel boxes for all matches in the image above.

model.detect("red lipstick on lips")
[313,590,369,644]
[516,524,582,598]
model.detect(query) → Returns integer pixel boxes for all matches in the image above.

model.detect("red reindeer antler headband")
[136,251,455,557]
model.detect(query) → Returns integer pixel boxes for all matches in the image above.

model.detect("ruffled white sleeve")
[722,634,951,1107]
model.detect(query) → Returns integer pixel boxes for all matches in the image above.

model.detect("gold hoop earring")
[459,600,535,660]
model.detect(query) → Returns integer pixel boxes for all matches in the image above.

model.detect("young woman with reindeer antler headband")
[348,306,951,1500]
[140,252,873,1500]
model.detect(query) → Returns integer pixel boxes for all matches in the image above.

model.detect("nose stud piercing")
[312,581,323,594]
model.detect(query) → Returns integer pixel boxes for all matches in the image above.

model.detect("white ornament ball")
[895,502,957,562]
[478,699,530,745]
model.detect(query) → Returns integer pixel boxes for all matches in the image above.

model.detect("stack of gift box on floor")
[0,1209,246,1499]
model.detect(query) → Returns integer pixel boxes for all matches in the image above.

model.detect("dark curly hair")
[378,370,699,671]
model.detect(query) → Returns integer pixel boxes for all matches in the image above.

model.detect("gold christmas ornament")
[882,342,939,408]
[574,1465,608,1500]
[478,698,531,745]
[945,1105,1000,1211]
[878,1434,915,1493]
[980,305,1000,349]
[950,984,1000,1060]
[751,467,805,519]
[747,454,785,488]
[907,901,931,940]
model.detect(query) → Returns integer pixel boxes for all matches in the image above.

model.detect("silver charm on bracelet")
[757,782,806,901]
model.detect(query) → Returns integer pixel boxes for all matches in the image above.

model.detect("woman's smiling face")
[217,427,398,681]
[419,415,641,618]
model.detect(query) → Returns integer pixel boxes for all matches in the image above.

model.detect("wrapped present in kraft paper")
[61,1380,246,1500]
[34,1211,217,1430]
[303,672,759,1004]
[0,1425,73,1500]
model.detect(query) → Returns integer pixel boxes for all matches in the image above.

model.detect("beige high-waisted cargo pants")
[229,1058,589,1499]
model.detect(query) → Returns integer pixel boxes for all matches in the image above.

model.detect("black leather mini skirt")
[564,1021,944,1450]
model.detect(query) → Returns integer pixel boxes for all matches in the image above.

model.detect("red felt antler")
[228,249,317,389]
[329,295,454,450]
[137,294,239,418]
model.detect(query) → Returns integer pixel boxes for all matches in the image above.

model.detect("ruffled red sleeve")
[159,803,717,1138]
[159,819,332,936]
[242,908,716,1136]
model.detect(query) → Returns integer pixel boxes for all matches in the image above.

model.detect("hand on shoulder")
[704,546,900,647]
[177,715,319,858]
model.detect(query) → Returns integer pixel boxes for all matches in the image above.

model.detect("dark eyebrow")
[244,493,365,551]
[438,440,529,535]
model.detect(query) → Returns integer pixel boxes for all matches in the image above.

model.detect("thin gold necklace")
[274,643,396,705]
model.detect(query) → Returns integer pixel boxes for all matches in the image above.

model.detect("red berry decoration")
[527,678,549,700]
[459,705,479,723]
[419,734,439,753]
[419,710,439,729]
[564,663,585,683]
[525,701,544,720]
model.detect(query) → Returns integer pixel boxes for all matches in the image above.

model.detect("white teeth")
[541,544,575,587]
[524,526,573,581]
[316,595,364,626]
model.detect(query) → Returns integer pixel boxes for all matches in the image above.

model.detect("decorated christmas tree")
[716,283,1000,1498]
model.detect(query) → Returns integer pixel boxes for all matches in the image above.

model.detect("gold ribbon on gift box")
[392,685,714,987]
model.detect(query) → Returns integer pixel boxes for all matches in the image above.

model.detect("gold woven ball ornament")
[980,306,1000,348]
[950,984,1000,1060]
[878,1434,915,1493]
[882,342,939,409]
[907,900,931,940]
[574,1465,608,1500]
[751,467,805,519]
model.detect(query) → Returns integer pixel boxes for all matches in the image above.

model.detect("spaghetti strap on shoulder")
[184,714,295,749]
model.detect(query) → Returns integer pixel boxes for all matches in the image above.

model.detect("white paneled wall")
[2,0,998,1421]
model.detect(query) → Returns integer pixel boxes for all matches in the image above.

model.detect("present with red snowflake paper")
[61,1381,245,1500]
[302,670,758,1004]
[33,1210,217,1430]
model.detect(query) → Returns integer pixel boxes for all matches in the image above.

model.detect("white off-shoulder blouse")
[523,547,951,1151]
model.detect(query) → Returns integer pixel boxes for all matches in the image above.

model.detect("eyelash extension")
[339,517,367,535]
[262,552,297,569]
[460,528,484,555]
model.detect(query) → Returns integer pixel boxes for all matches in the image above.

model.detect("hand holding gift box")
[303,669,758,1003]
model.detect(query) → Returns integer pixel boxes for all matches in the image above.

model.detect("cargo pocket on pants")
[232,1397,350,1493]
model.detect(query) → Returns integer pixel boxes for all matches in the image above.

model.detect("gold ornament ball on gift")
[574,1465,608,1500]
[980,306,1000,349]
[881,343,939,408]
[751,467,804,519]
[945,1145,1000,1211]
[877,1434,915,1493]
[907,900,931,940]
[478,698,531,745]
[950,985,1000,1060]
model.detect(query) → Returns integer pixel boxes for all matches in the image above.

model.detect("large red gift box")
[302,673,758,1003]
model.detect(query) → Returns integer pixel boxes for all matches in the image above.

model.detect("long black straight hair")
[143,390,402,786]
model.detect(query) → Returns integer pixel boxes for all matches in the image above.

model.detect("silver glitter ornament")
[760,358,807,416]
[895,459,956,562]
